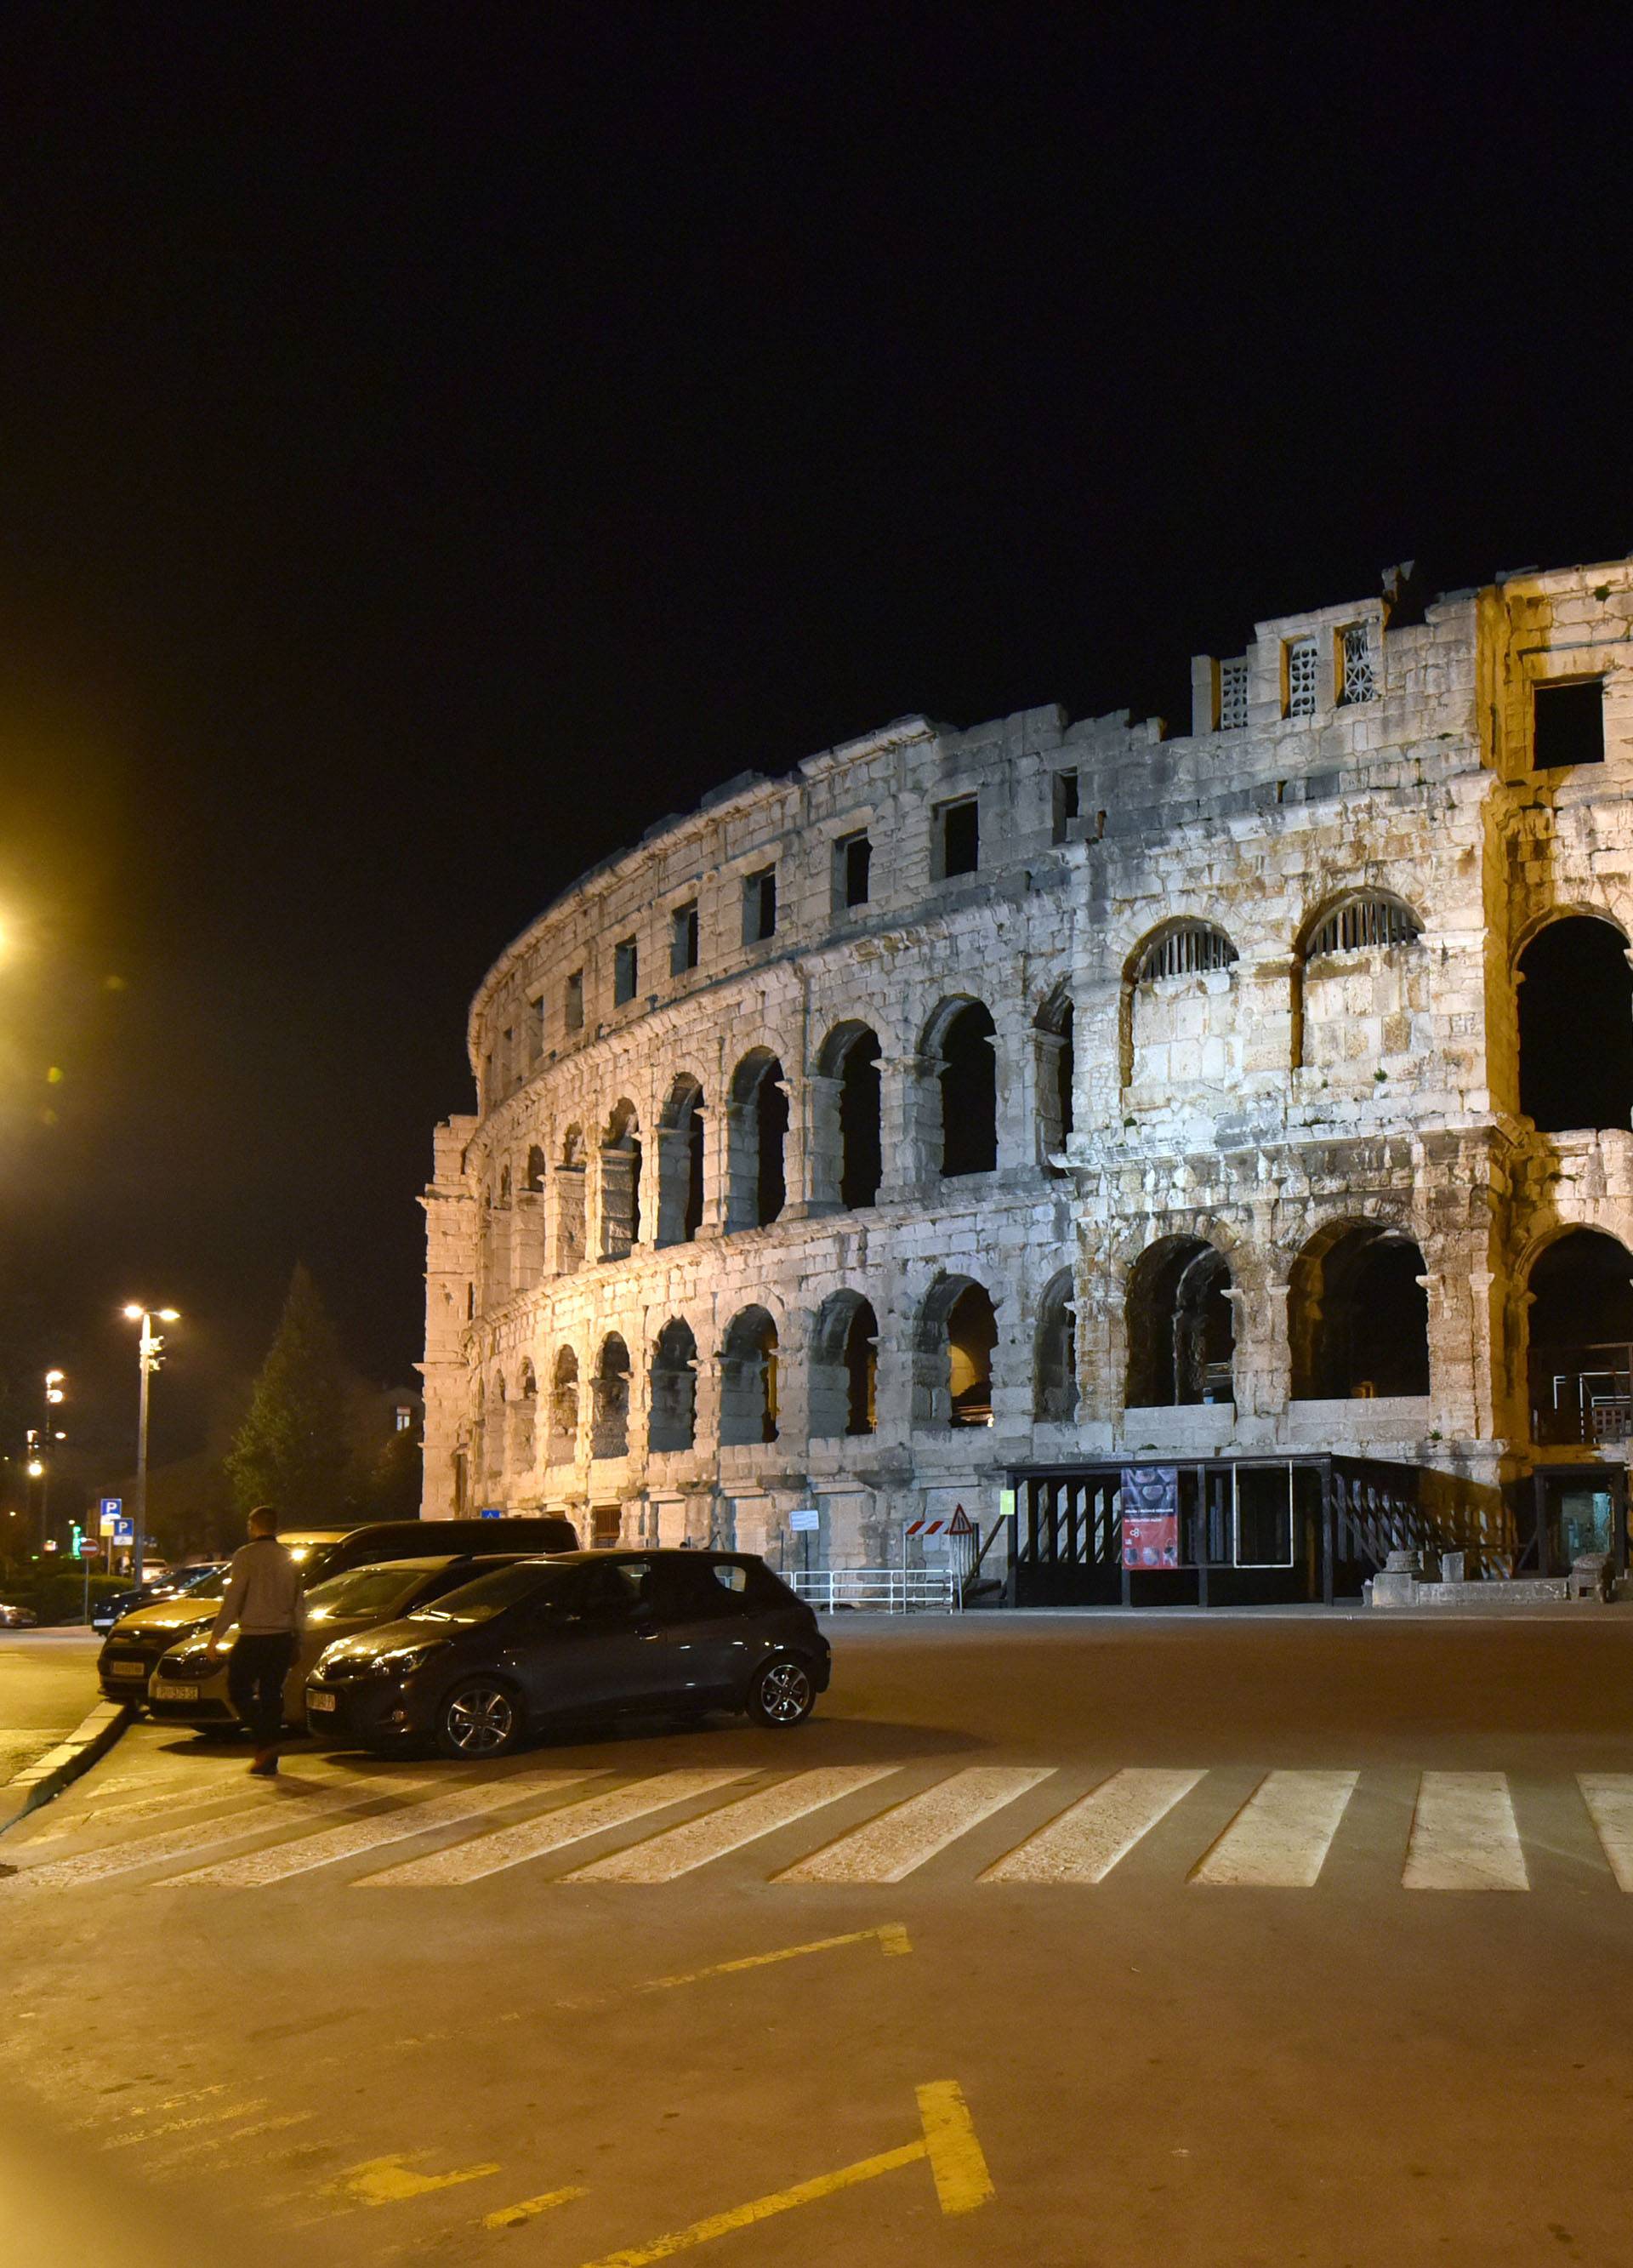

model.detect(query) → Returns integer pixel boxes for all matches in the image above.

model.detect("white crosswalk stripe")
[1403,1770,1528,1891]
[12,1761,1626,1895]
[565,1764,901,1883]
[1578,1773,1633,1891]
[781,1766,1053,1883]
[3,1773,428,1893]
[1191,1770,1359,1888]
[982,1768,1204,1883]
[362,1768,757,1886]
[172,1769,607,1887]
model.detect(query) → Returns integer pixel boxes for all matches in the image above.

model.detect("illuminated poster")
[1121,1465,1180,1570]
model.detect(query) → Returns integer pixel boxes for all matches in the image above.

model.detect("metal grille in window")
[1134,920,1239,983]
[1287,636,1318,718]
[1219,658,1249,732]
[1337,624,1375,706]
[1306,895,1420,955]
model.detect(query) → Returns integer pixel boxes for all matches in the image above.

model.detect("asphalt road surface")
[3,1610,1631,2267]
[0,1627,100,1786]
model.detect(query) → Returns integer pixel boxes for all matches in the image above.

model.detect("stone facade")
[421,558,1633,1586]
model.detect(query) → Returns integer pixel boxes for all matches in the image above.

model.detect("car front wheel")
[435,1678,524,1759]
[747,1655,816,1729]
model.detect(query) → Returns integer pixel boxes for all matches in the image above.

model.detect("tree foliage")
[225,1265,356,1522]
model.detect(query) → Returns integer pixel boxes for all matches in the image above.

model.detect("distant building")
[421,558,1633,1601]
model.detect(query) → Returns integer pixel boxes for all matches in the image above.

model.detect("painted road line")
[361,1769,756,1886]
[980,1766,1204,1883]
[779,1766,1053,1884]
[567,1764,902,1883]
[1403,1771,1528,1891]
[0,1775,424,1894]
[568,2077,991,2267]
[173,1768,606,1886]
[484,2186,588,2230]
[1191,1769,1359,1887]
[324,2151,502,2208]
[1579,1773,1633,1891]
[633,1923,913,1996]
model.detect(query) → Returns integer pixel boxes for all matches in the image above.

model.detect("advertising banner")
[1121,1465,1180,1570]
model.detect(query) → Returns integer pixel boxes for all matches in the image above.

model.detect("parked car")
[145,1555,534,1732]
[91,1564,229,1636]
[305,1549,831,1758]
[0,1602,39,1628]
[96,1517,578,1707]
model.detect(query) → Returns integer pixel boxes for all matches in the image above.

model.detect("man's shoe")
[248,1750,279,1776]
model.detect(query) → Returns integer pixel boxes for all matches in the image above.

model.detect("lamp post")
[122,1307,179,1590]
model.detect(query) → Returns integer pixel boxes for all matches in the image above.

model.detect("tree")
[225,1266,356,1522]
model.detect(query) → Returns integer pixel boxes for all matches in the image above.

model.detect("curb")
[0,1701,132,1840]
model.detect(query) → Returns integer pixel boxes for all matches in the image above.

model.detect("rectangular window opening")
[940,795,979,878]
[1219,658,1249,732]
[1285,636,1319,720]
[613,938,639,1006]
[1051,770,1080,844]
[564,970,584,1033]
[837,830,872,909]
[670,900,700,975]
[743,866,777,944]
[1533,678,1606,770]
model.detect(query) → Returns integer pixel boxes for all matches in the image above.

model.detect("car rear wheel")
[435,1678,524,1759]
[747,1655,815,1729]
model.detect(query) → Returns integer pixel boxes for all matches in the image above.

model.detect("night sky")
[2,5,1629,1476]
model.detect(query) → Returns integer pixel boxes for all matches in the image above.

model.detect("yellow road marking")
[915,2079,995,2214]
[633,1923,912,1995]
[325,2150,502,2208]
[101,2099,266,2149]
[484,2185,588,2229]
[568,2077,991,2265]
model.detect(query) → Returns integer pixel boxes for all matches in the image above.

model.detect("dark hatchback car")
[306,1549,831,1758]
[92,1564,228,1636]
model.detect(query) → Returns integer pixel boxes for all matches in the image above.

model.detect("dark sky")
[1,3,1629,1474]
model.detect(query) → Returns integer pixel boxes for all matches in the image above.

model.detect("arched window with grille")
[1131,920,1238,983]
[1122,921,1240,1089]
[1294,893,1426,1074]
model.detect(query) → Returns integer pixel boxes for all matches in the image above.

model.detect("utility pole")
[122,1307,179,1591]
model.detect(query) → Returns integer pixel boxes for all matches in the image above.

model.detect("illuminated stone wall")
[421,558,1633,1572]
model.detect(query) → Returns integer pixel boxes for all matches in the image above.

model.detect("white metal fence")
[789,1567,962,1614]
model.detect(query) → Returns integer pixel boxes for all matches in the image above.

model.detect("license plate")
[150,1681,199,1702]
[107,1661,146,1680]
[307,1690,338,1713]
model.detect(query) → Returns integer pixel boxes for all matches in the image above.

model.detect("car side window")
[579,1560,654,1620]
[652,1559,753,1623]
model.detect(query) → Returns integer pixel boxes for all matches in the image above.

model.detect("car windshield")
[178,1567,223,1592]
[409,1562,574,1625]
[304,1565,430,1622]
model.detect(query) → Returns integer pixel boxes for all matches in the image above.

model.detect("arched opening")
[648,1318,698,1453]
[720,1307,778,1445]
[1034,1269,1078,1421]
[837,1029,882,1208]
[1125,1238,1235,1406]
[591,1333,632,1459]
[600,1102,642,1260]
[1527,1228,1633,1446]
[657,1075,707,1246]
[1289,1223,1429,1399]
[913,1277,998,1427]
[809,1291,878,1438]
[1293,893,1423,1071]
[484,1375,505,1477]
[547,1346,579,1463]
[1034,989,1074,1167]
[555,1127,587,1274]
[1122,920,1238,1087]
[929,1000,998,1177]
[1516,915,1633,1132]
[515,1146,549,1284]
[725,1051,788,1231]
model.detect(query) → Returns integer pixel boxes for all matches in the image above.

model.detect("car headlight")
[367,1642,447,1678]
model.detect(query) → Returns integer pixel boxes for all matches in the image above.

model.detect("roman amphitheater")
[421,557,1633,1605]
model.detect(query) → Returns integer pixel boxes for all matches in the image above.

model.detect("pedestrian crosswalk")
[8,1761,1633,1897]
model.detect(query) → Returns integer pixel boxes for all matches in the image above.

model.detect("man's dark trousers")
[228,1633,296,1746]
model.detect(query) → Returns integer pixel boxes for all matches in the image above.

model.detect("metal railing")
[789,1567,963,1614]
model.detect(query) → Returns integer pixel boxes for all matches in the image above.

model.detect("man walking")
[210,1505,305,1775]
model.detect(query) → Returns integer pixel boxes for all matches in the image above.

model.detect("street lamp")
[122,1307,179,1588]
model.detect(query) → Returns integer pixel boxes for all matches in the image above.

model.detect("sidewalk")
[0,1630,111,1794]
